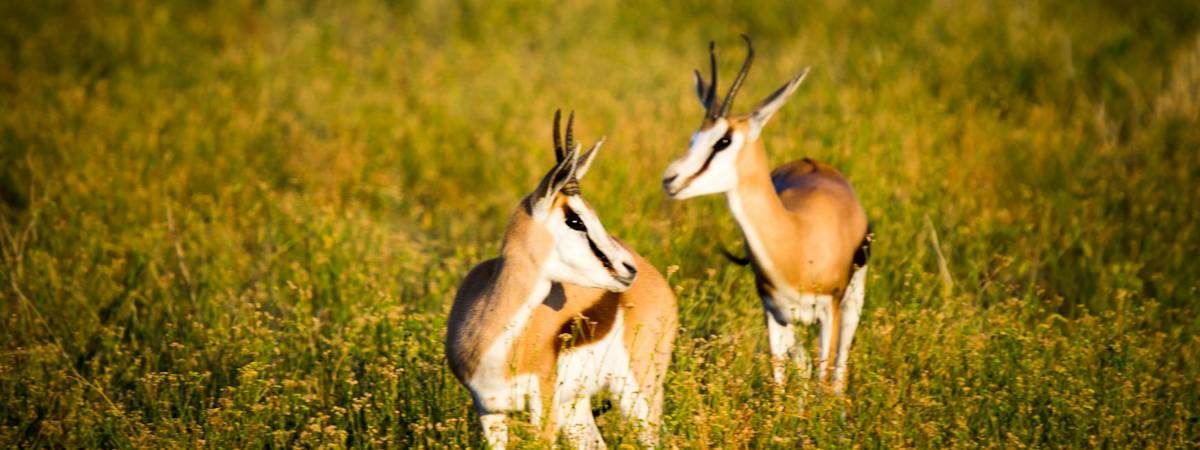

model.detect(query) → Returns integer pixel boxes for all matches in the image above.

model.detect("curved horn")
[553,109,564,162]
[565,110,575,155]
[706,41,719,120]
[719,34,754,118]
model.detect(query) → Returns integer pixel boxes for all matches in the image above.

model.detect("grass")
[2,0,1199,447]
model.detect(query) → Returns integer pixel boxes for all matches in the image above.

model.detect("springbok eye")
[713,132,733,151]
[564,208,587,231]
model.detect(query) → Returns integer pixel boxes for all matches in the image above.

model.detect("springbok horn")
[706,41,719,119]
[553,109,564,162]
[719,34,755,118]
[565,110,575,155]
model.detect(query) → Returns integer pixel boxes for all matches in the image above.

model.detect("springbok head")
[662,35,810,199]
[521,110,638,291]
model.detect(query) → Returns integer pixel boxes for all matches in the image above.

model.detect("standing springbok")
[662,36,871,394]
[447,111,678,449]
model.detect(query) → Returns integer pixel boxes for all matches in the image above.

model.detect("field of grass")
[2,0,1199,447]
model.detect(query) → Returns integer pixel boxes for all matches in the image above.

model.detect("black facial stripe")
[586,235,615,271]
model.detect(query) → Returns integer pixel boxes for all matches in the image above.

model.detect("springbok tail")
[719,242,752,266]
[853,223,873,270]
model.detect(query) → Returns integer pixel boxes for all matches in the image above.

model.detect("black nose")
[622,262,638,277]
[662,174,678,185]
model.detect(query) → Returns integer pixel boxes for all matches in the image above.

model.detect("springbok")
[661,36,871,394]
[447,111,678,449]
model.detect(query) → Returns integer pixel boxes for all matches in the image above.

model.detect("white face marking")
[542,195,637,292]
[661,118,745,199]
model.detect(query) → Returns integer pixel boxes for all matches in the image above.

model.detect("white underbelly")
[554,310,632,401]
[764,289,834,326]
[466,310,633,414]
[467,366,541,415]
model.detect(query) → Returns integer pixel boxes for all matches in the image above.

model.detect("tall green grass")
[2,0,1198,447]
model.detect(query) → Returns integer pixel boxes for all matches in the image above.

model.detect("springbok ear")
[748,67,809,141]
[530,147,580,216]
[693,70,710,109]
[573,137,604,180]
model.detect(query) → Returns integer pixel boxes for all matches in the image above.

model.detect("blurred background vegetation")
[2,0,1198,447]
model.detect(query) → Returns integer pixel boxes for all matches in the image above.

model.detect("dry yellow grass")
[1,0,1198,447]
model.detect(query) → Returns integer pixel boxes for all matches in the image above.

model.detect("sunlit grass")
[2,0,1198,447]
